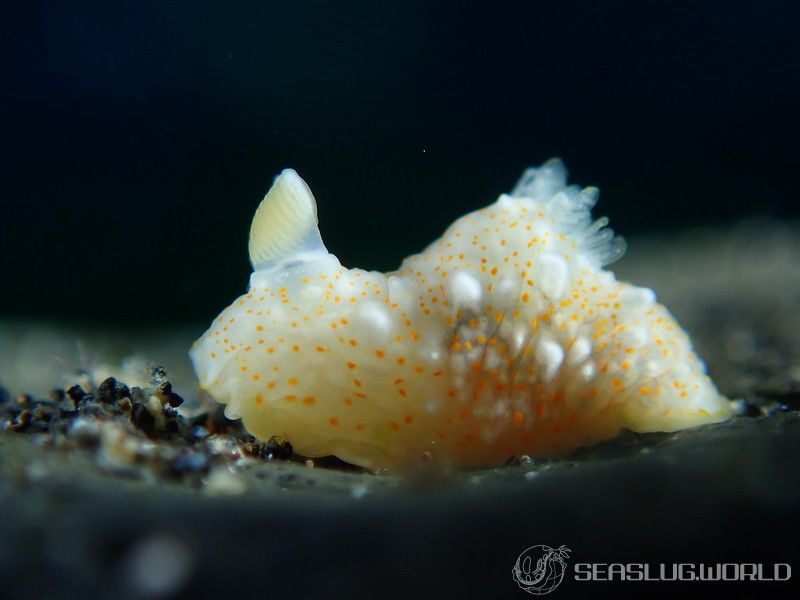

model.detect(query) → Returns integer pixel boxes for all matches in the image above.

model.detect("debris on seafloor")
[0,367,305,489]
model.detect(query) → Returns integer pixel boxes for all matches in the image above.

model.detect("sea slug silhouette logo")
[512,545,571,595]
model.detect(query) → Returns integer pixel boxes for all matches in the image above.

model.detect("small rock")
[96,377,131,404]
[131,402,156,435]
[158,382,184,408]
[9,409,31,432]
[188,426,209,442]
[59,408,79,420]
[68,417,102,446]
[203,468,246,496]
[170,451,209,477]
[263,437,293,461]
[150,366,168,386]
[66,385,87,404]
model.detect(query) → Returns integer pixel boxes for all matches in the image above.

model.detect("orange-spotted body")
[191,161,734,469]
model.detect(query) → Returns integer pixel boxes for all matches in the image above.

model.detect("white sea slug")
[190,160,734,469]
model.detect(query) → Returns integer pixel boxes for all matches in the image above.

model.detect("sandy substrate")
[0,220,798,599]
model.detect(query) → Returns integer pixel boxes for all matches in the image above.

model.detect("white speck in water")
[123,534,193,597]
[351,483,369,499]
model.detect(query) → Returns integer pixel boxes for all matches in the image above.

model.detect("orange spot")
[347,362,357,370]
[390,422,400,431]
[303,396,316,405]
[255,393,264,405]
[512,410,524,426]
[396,356,406,365]
[316,345,327,353]
[355,423,365,431]
[251,374,261,381]
[329,417,340,425]
[404,414,414,425]
[292,345,301,352]
[256,325,264,331]
[349,339,358,347]
[522,293,530,303]
[284,395,297,402]
[375,349,385,358]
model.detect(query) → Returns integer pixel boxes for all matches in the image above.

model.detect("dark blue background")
[2,0,798,322]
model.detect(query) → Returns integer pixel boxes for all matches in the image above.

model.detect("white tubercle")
[448,271,483,311]
[536,339,565,382]
[567,336,592,365]
[536,255,569,301]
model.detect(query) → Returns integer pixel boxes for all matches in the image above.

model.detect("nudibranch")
[191,160,734,469]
